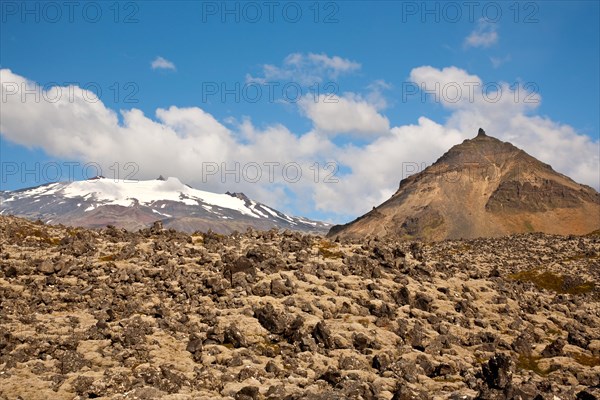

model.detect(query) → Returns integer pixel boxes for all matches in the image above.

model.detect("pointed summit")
[433,129,524,169]
[329,130,600,240]
[226,191,250,202]
[157,175,166,181]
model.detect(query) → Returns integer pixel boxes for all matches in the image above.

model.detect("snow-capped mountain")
[0,176,330,234]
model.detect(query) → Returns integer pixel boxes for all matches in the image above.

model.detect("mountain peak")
[434,129,521,168]
[226,191,250,201]
[329,130,600,241]
[1,177,330,234]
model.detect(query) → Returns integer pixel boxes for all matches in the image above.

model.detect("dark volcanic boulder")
[481,353,513,390]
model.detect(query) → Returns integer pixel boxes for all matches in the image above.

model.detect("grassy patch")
[318,240,343,259]
[12,226,62,246]
[191,233,204,243]
[432,376,462,383]
[508,269,595,295]
[571,352,600,367]
[65,227,81,237]
[474,356,487,365]
[562,252,600,262]
[516,355,548,376]
[546,328,561,336]
[449,243,472,255]
[99,254,116,262]
[357,318,370,328]
[523,220,534,232]
[256,339,281,357]
[203,230,226,243]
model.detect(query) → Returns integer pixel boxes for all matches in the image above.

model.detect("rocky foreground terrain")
[0,215,599,399]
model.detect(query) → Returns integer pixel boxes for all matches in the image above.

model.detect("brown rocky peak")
[435,129,521,168]
[328,128,600,240]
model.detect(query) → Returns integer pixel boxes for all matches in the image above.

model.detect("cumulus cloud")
[0,68,336,215]
[298,93,390,136]
[365,80,392,110]
[246,52,360,85]
[409,65,541,116]
[151,56,176,71]
[305,53,361,76]
[409,66,483,109]
[464,19,499,48]
[1,67,598,223]
[312,118,465,215]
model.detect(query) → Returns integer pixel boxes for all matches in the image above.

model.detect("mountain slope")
[0,176,329,234]
[329,129,600,240]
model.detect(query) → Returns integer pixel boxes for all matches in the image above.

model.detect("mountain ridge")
[0,176,329,234]
[329,129,600,240]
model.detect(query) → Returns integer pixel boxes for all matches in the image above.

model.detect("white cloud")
[298,93,390,136]
[151,56,176,71]
[1,67,598,223]
[409,66,483,109]
[409,65,540,113]
[155,106,231,138]
[490,54,511,68]
[247,52,360,85]
[365,80,392,110]
[464,19,499,48]
[306,53,361,76]
[312,118,465,215]
[411,66,481,88]
[0,68,335,215]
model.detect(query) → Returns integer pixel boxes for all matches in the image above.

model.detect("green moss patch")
[523,220,534,232]
[318,240,343,259]
[516,355,548,376]
[572,352,600,367]
[508,269,595,295]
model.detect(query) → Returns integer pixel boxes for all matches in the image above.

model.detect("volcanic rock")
[0,215,599,399]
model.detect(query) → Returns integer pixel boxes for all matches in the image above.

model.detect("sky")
[1,0,599,224]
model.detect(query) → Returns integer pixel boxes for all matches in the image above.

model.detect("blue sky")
[1,1,599,223]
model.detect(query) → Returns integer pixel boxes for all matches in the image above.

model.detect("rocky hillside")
[0,215,599,399]
[329,129,600,241]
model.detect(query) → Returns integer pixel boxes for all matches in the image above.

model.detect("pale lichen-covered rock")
[0,215,598,399]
